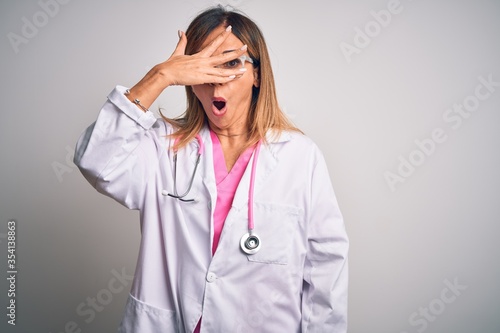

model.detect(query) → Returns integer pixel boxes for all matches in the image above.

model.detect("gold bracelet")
[125,89,149,112]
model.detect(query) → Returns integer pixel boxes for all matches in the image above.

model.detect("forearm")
[125,65,172,111]
[74,86,166,209]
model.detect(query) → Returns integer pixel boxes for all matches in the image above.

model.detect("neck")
[208,122,250,145]
[210,129,248,138]
[211,128,249,149]
[209,124,251,171]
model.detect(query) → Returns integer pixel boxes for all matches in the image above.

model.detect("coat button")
[206,272,217,283]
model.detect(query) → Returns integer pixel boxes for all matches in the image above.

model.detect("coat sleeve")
[74,85,170,210]
[301,148,349,332]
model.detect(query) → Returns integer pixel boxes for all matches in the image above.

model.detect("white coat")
[74,86,349,333]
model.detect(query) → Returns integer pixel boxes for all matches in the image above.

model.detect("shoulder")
[268,129,320,151]
[267,130,324,164]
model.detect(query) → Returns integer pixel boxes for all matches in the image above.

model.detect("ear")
[253,67,260,88]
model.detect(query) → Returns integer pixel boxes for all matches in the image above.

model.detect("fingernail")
[226,25,232,32]
[228,75,236,79]
[240,44,247,51]
[239,68,247,72]
[178,30,183,38]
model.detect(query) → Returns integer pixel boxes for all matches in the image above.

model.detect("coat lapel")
[198,126,217,203]
[225,131,291,227]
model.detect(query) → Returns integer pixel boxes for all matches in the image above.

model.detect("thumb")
[171,30,187,57]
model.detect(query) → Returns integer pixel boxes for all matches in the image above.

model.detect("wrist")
[126,73,167,111]
[124,89,150,112]
[154,64,175,87]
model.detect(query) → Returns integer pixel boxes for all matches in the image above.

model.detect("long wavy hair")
[163,5,301,149]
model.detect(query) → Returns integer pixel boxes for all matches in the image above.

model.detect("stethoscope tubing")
[167,134,204,202]
[247,140,262,232]
[164,133,263,254]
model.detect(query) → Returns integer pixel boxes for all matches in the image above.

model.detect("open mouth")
[213,101,226,110]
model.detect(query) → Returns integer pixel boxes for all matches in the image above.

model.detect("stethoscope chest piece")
[240,232,261,255]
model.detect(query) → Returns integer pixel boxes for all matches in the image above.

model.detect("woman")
[75,5,348,333]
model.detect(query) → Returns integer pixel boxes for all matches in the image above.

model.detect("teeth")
[213,101,226,110]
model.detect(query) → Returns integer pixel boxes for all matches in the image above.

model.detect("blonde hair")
[163,5,301,149]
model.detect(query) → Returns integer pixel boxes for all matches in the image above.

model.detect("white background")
[1,0,499,332]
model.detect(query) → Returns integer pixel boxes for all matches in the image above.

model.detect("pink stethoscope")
[162,134,262,255]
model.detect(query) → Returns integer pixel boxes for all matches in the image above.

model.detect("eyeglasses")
[216,56,254,70]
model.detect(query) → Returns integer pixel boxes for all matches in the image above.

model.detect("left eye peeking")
[221,59,241,69]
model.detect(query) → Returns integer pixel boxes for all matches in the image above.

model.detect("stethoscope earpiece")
[240,232,261,255]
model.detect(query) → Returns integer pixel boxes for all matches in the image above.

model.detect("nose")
[208,82,224,87]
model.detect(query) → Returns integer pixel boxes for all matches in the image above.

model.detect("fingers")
[204,64,247,77]
[171,30,187,57]
[197,25,233,57]
[175,26,248,66]
[161,27,251,86]
[203,74,243,85]
[208,44,249,67]
[209,67,249,83]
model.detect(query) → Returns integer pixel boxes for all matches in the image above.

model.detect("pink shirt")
[210,130,255,255]
[194,130,255,333]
